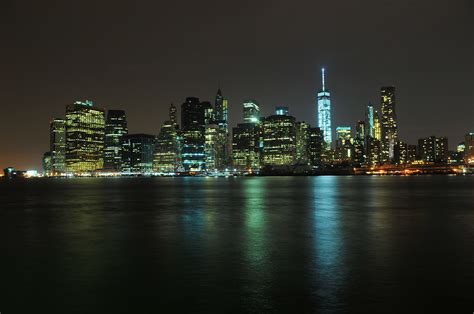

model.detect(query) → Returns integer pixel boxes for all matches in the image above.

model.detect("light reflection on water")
[312,176,345,311]
[0,176,473,313]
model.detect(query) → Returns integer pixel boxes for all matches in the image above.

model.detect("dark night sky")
[1,0,472,170]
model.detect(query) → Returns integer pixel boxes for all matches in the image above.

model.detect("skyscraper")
[154,104,179,173]
[65,101,105,173]
[366,103,375,138]
[50,118,66,174]
[393,141,408,165]
[181,97,205,128]
[317,68,332,148]
[335,127,353,162]
[169,103,177,125]
[262,114,296,166]
[104,110,128,171]
[465,133,474,164]
[214,88,224,122]
[307,127,324,167]
[295,121,309,163]
[354,121,366,164]
[212,88,230,169]
[417,136,448,163]
[380,86,398,162]
[121,134,156,173]
[181,97,206,171]
[374,110,382,141]
[232,123,261,171]
[243,100,260,124]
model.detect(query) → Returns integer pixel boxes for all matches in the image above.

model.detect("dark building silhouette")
[181,97,206,171]
[181,97,205,129]
[393,141,408,164]
[354,120,366,164]
[50,118,66,174]
[380,86,398,163]
[121,134,156,173]
[104,110,128,171]
[295,121,310,164]
[308,127,324,167]
[418,136,448,163]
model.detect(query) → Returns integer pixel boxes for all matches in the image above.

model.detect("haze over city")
[1,0,472,170]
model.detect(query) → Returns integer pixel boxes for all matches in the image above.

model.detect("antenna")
[321,67,326,91]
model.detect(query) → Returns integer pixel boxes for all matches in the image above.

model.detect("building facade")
[121,134,155,173]
[465,133,474,164]
[243,100,260,124]
[232,123,261,171]
[50,118,66,174]
[65,101,105,173]
[295,121,310,164]
[308,127,323,167]
[154,104,179,173]
[262,114,296,166]
[380,86,398,162]
[418,136,448,163]
[317,68,332,148]
[104,110,128,171]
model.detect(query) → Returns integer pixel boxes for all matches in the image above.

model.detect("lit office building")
[336,127,352,145]
[121,134,156,173]
[154,104,179,173]
[366,137,381,165]
[104,110,128,171]
[308,127,323,167]
[374,110,382,141]
[295,121,310,164]
[205,124,227,170]
[202,101,214,125]
[232,123,261,171]
[380,86,398,162]
[243,100,260,124]
[181,127,206,171]
[65,101,105,173]
[418,136,448,163]
[262,113,296,166]
[393,141,408,164]
[317,68,332,148]
[50,118,66,174]
[335,126,353,162]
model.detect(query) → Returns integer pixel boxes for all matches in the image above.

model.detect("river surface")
[0,176,473,313]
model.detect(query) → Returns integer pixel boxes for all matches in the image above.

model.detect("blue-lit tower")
[317,68,332,148]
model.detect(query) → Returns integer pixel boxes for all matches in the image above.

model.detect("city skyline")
[1,0,472,170]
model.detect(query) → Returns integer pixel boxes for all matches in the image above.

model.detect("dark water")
[0,176,473,313]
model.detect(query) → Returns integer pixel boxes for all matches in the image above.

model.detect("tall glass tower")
[317,68,332,148]
[380,86,398,162]
[366,103,375,138]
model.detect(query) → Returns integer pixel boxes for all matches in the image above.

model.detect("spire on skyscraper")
[321,67,326,92]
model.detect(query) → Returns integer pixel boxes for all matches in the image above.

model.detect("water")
[0,176,473,313]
